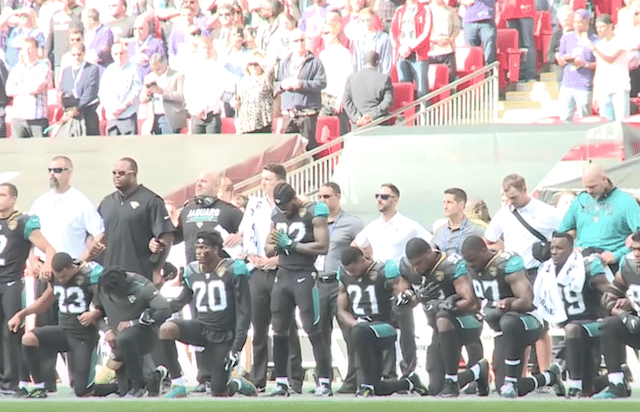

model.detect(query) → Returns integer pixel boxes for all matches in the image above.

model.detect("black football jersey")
[620,252,640,308]
[458,251,525,305]
[52,261,103,334]
[399,252,463,299]
[338,260,400,323]
[271,201,329,271]
[0,212,40,282]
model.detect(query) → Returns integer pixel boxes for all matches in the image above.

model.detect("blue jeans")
[507,17,536,81]
[559,87,592,123]
[463,19,497,65]
[599,90,630,121]
[396,55,429,98]
[152,114,181,134]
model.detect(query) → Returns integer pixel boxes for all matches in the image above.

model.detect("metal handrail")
[236,62,500,196]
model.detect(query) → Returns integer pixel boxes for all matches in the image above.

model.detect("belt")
[317,274,337,283]
[283,109,317,118]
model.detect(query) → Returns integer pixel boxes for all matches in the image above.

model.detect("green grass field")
[0,398,637,412]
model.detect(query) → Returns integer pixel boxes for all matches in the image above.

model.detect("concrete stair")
[498,72,561,123]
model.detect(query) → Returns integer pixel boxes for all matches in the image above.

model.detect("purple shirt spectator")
[559,31,597,90]
[463,0,495,24]
[128,34,165,80]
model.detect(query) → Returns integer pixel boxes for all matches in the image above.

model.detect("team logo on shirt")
[7,219,17,231]
[217,266,226,276]
[75,276,84,286]
[369,270,378,281]
[196,222,204,228]
[488,267,498,277]
[299,208,307,218]
[130,201,140,210]
[128,295,136,303]
[435,271,445,282]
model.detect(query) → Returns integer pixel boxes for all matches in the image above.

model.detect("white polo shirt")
[355,211,434,263]
[29,187,104,260]
[485,198,562,270]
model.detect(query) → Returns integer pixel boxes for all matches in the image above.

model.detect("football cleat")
[477,359,490,397]
[12,387,29,398]
[147,365,168,397]
[355,386,374,397]
[191,381,210,394]
[407,372,429,396]
[26,388,47,399]
[235,378,258,397]
[499,382,517,398]
[592,383,629,399]
[313,384,333,397]
[267,384,290,397]
[165,385,187,398]
[439,378,460,398]
[548,363,565,397]
[565,387,582,399]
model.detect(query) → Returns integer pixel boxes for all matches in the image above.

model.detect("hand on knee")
[22,331,39,347]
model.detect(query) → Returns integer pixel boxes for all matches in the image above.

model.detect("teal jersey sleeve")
[587,256,605,279]
[454,260,467,279]
[233,259,250,277]
[336,266,342,281]
[453,260,467,279]
[86,262,104,285]
[504,255,525,276]
[183,265,193,290]
[314,202,330,218]
[384,260,400,280]
[23,215,41,239]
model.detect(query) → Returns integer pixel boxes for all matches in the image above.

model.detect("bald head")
[195,171,222,198]
[582,164,609,199]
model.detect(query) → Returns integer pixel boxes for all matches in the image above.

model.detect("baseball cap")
[273,182,296,207]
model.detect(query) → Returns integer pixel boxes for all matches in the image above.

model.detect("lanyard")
[328,212,343,237]
[71,62,85,98]
[441,218,468,254]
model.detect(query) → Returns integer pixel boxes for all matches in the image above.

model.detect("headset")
[183,196,216,207]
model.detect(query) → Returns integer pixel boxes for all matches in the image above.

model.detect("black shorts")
[270,268,319,335]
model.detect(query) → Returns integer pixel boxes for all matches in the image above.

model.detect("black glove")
[224,351,240,371]
[619,311,640,334]
[139,309,155,326]
[443,294,460,312]
[417,281,441,302]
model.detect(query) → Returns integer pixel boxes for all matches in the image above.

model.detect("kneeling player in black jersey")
[94,267,172,397]
[158,231,256,398]
[460,236,561,398]
[400,238,488,397]
[338,247,428,397]
[7,253,117,398]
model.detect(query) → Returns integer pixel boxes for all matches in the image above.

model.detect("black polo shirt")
[98,185,175,280]
[176,197,243,262]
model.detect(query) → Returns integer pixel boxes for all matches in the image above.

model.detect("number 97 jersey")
[458,251,524,305]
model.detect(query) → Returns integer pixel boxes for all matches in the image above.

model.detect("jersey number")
[53,286,87,314]
[347,285,379,316]
[561,286,586,316]
[275,222,307,242]
[0,234,6,266]
[627,284,640,307]
[192,280,227,312]
[472,279,500,303]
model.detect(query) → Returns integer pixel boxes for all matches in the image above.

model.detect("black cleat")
[267,384,290,397]
[439,378,460,398]
[548,363,565,397]
[476,359,490,397]
[407,372,429,396]
[146,365,168,397]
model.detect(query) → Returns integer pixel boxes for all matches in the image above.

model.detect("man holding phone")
[556,9,597,123]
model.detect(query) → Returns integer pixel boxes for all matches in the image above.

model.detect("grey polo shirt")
[432,216,486,255]
[317,211,364,277]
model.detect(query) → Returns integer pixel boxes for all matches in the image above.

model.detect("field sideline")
[0,397,637,412]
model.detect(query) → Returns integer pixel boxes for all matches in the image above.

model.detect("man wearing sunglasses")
[96,157,175,288]
[352,183,434,380]
[266,182,332,396]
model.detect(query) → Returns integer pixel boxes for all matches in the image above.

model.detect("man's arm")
[151,231,174,286]
[503,269,535,312]
[7,283,55,332]
[342,76,360,122]
[452,274,481,312]
[337,282,357,328]
[298,58,327,92]
[28,229,55,280]
[294,216,329,256]
[373,76,394,119]
[78,65,100,109]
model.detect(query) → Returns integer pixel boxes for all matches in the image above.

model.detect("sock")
[542,371,552,386]
[445,374,458,382]
[228,378,240,395]
[405,378,414,392]
[505,358,521,383]
[609,372,624,385]
[568,379,581,389]
[33,382,45,389]
[318,377,330,387]
[18,381,29,390]
[361,384,374,391]
[171,377,184,386]
[275,377,289,388]
[470,363,481,381]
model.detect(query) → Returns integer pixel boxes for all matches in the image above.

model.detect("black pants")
[107,114,137,135]
[191,112,221,134]
[0,279,28,390]
[389,303,416,379]
[35,277,59,391]
[11,118,48,138]
[249,269,303,390]
[113,325,157,390]
[283,113,318,151]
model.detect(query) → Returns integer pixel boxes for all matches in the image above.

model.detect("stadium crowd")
[0,155,640,400]
[0,0,638,139]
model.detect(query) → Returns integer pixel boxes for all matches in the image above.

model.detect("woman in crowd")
[233,52,274,134]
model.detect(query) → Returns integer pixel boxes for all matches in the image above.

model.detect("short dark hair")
[552,231,574,244]
[0,183,17,198]
[341,247,364,267]
[461,235,487,254]
[632,230,640,243]
[502,174,526,192]
[405,237,431,260]
[380,183,399,198]
[321,182,341,195]
[264,163,286,181]
[119,157,138,173]
[98,267,130,299]
[52,252,74,272]
[444,188,467,204]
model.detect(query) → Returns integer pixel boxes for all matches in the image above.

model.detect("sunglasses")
[375,194,396,200]
[48,167,69,173]
[112,170,135,176]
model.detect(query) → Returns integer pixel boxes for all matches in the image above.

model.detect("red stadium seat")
[534,11,553,65]
[47,104,63,125]
[428,64,451,104]
[572,0,586,11]
[455,46,485,91]
[390,82,416,124]
[533,116,563,124]
[221,117,236,134]
[496,28,521,87]
[575,115,609,124]
[315,116,341,158]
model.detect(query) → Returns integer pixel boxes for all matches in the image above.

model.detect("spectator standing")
[0,57,9,137]
[352,8,393,74]
[298,0,329,52]
[233,53,275,134]
[58,43,101,135]
[275,29,327,151]
[319,21,352,135]
[46,0,83,81]
[586,14,631,121]
[254,0,282,54]
[6,37,51,138]
[432,188,486,255]
[106,0,135,42]
[128,17,166,81]
[547,4,574,84]
[1,8,46,70]
[390,0,433,98]
[81,8,114,71]
[140,53,187,135]
[500,0,536,82]
[343,50,394,127]
[461,0,496,66]
[428,0,459,83]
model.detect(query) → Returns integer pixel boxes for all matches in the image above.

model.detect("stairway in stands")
[497,71,560,124]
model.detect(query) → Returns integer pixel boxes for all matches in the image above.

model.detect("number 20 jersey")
[457,251,524,305]
[620,252,640,310]
[271,201,329,272]
[338,260,400,323]
[183,259,251,331]
[52,261,103,336]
